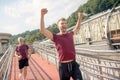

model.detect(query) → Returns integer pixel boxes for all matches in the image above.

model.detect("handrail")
[0,45,14,80]
[0,46,10,62]
[78,59,120,70]
[0,47,10,70]
[76,47,120,53]
[3,47,13,80]
[33,42,120,80]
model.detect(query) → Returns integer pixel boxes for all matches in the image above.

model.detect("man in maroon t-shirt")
[40,8,83,80]
[15,37,31,80]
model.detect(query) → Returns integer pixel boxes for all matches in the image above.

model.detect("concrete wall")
[0,33,12,54]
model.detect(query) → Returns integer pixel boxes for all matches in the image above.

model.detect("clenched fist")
[78,12,83,18]
[41,8,48,16]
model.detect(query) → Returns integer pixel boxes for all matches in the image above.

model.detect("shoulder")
[24,44,28,46]
[15,45,19,51]
[23,44,29,48]
[68,31,74,35]
[52,33,60,41]
[53,33,62,38]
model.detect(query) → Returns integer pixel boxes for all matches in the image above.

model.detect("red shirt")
[15,44,29,59]
[52,31,76,62]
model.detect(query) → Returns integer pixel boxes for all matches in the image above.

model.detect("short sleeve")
[70,31,74,35]
[15,46,18,52]
[52,33,57,42]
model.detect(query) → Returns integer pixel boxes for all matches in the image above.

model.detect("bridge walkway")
[10,53,59,80]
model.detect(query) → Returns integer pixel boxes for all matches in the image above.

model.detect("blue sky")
[0,0,88,35]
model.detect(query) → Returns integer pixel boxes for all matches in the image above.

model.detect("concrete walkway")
[10,54,59,80]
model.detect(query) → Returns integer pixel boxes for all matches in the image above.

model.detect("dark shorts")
[19,58,29,69]
[59,60,83,80]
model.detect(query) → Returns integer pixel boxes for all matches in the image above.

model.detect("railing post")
[0,72,2,80]
[97,53,103,80]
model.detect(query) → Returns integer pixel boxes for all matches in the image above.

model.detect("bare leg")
[23,67,27,80]
[19,69,23,80]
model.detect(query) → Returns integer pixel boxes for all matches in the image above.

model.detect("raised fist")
[78,12,83,18]
[41,8,48,16]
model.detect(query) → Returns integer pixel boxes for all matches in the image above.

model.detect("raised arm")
[40,8,53,40]
[72,12,83,34]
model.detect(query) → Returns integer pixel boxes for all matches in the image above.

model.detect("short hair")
[18,37,24,41]
[57,18,66,24]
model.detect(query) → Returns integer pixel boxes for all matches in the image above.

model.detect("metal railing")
[33,42,120,80]
[75,48,120,80]
[33,44,58,66]
[0,45,14,80]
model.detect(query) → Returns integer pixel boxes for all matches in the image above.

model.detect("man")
[40,8,83,80]
[15,37,31,80]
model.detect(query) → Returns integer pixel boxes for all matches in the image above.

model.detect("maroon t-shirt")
[15,44,29,59]
[52,31,76,62]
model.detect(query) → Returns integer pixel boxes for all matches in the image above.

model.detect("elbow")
[40,25,45,34]
[76,27,80,32]
[78,28,80,31]
[40,28,44,34]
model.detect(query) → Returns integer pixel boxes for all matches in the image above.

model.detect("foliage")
[11,0,120,44]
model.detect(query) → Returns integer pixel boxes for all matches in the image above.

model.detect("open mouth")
[62,26,67,29]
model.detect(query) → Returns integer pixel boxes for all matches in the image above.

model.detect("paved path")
[10,54,59,80]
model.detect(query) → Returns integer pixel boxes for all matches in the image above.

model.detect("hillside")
[11,0,120,44]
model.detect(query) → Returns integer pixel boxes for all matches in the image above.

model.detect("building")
[0,33,12,54]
